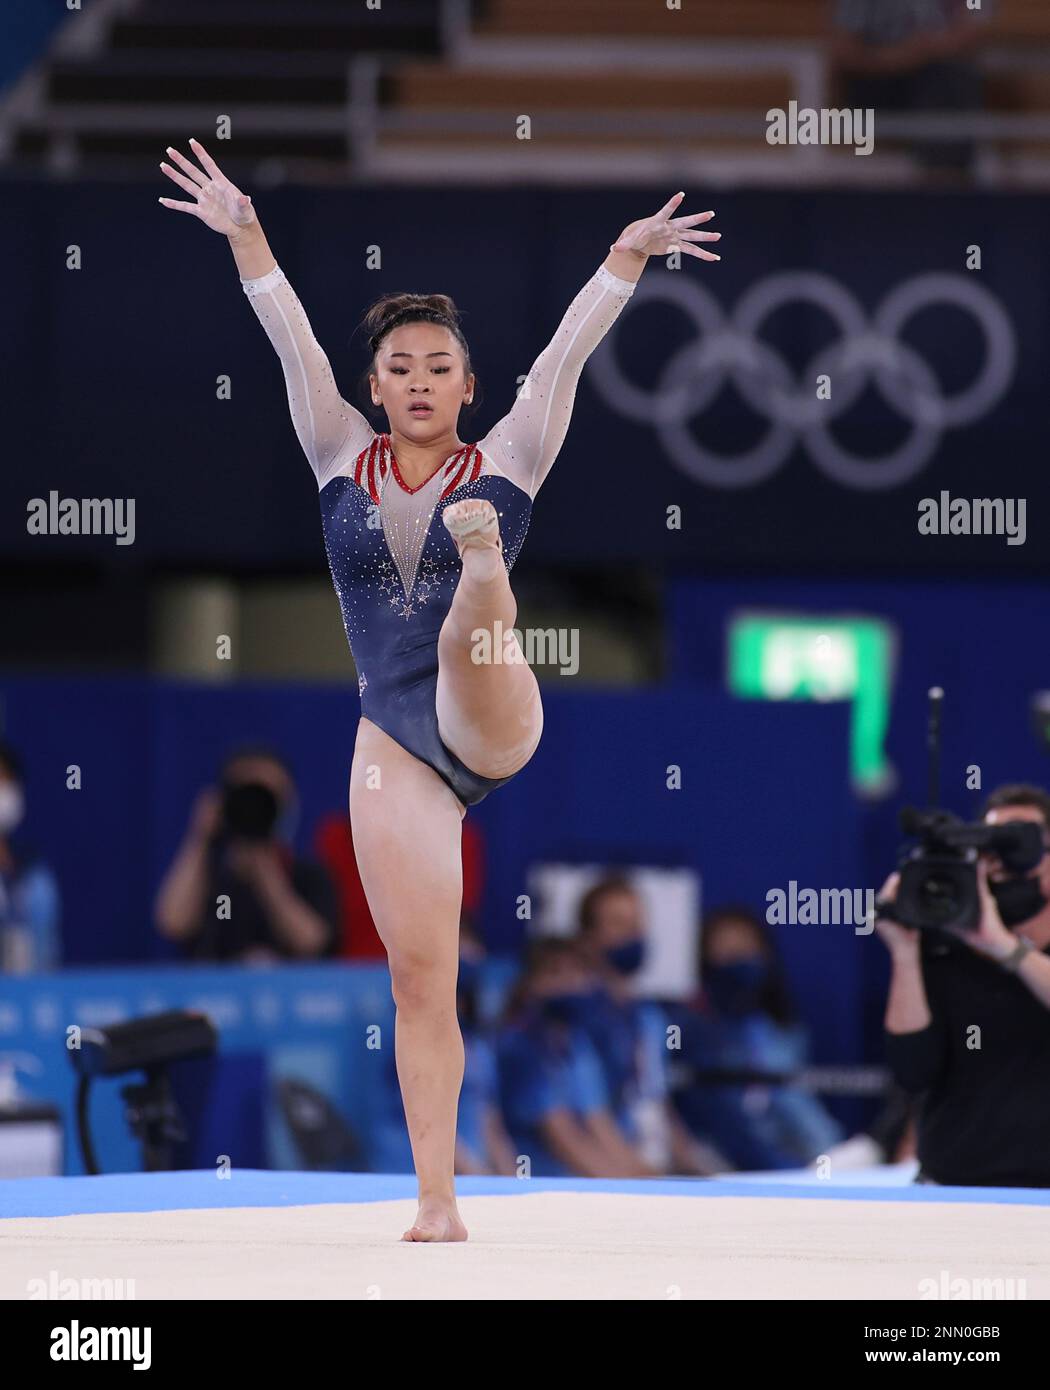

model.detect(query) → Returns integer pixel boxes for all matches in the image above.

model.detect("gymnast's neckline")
[383,433,474,495]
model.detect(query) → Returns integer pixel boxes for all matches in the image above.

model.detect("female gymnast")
[159,138,721,1241]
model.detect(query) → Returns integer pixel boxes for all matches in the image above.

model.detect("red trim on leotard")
[350,435,478,501]
[384,434,476,495]
[367,447,377,502]
[349,437,390,504]
[439,444,483,500]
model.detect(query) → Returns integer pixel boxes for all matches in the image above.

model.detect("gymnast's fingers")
[157,196,201,215]
[159,161,203,199]
[163,145,208,188]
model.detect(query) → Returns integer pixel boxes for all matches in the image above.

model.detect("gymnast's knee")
[388,952,458,1013]
[462,719,544,781]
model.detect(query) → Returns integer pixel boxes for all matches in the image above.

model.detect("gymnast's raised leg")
[436,497,544,780]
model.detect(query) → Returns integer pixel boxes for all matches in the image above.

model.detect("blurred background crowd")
[0,730,916,1177]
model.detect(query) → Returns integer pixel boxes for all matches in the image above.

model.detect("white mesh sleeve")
[477,264,636,499]
[241,264,374,489]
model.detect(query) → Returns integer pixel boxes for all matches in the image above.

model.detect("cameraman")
[155,745,338,963]
[876,784,1050,1187]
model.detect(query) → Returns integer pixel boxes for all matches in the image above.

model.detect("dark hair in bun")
[357,291,481,420]
[362,291,471,372]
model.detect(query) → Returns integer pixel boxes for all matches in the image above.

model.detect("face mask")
[704,959,769,1016]
[989,874,1049,928]
[541,990,601,1026]
[605,941,646,976]
[0,783,25,836]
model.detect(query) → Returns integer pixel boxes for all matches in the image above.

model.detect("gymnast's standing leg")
[349,716,470,1241]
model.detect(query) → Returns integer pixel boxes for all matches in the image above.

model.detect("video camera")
[879,688,1045,933]
[891,808,1043,933]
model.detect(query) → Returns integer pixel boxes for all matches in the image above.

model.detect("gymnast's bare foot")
[442,497,503,583]
[401,1197,469,1243]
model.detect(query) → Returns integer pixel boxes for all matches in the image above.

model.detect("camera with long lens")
[878,686,1047,934]
[891,808,1044,933]
[220,781,280,840]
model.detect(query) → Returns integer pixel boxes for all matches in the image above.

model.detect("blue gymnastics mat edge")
[2,1169,1049,1219]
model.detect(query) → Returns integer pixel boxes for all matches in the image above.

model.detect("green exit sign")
[728,614,896,795]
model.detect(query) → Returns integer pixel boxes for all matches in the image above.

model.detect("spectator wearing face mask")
[574,875,730,1176]
[667,906,845,1171]
[495,938,661,1178]
[154,744,338,964]
[0,740,61,974]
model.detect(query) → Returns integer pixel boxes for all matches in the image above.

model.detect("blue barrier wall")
[669,574,1050,836]
[0,670,871,1065]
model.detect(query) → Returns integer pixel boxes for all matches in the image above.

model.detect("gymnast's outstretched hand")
[158,137,256,237]
[610,191,721,262]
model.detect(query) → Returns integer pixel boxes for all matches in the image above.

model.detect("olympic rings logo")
[587,271,1017,490]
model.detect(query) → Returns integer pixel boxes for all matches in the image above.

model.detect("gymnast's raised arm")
[479,192,720,500]
[158,137,373,489]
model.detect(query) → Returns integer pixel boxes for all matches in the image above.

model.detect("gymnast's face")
[369,322,475,442]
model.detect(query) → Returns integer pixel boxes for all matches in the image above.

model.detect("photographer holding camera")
[155,745,338,964]
[876,784,1050,1187]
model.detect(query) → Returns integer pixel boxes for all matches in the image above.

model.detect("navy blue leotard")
[241,261,635,806]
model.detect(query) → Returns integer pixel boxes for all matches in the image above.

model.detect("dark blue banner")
[3,182,1047,572]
